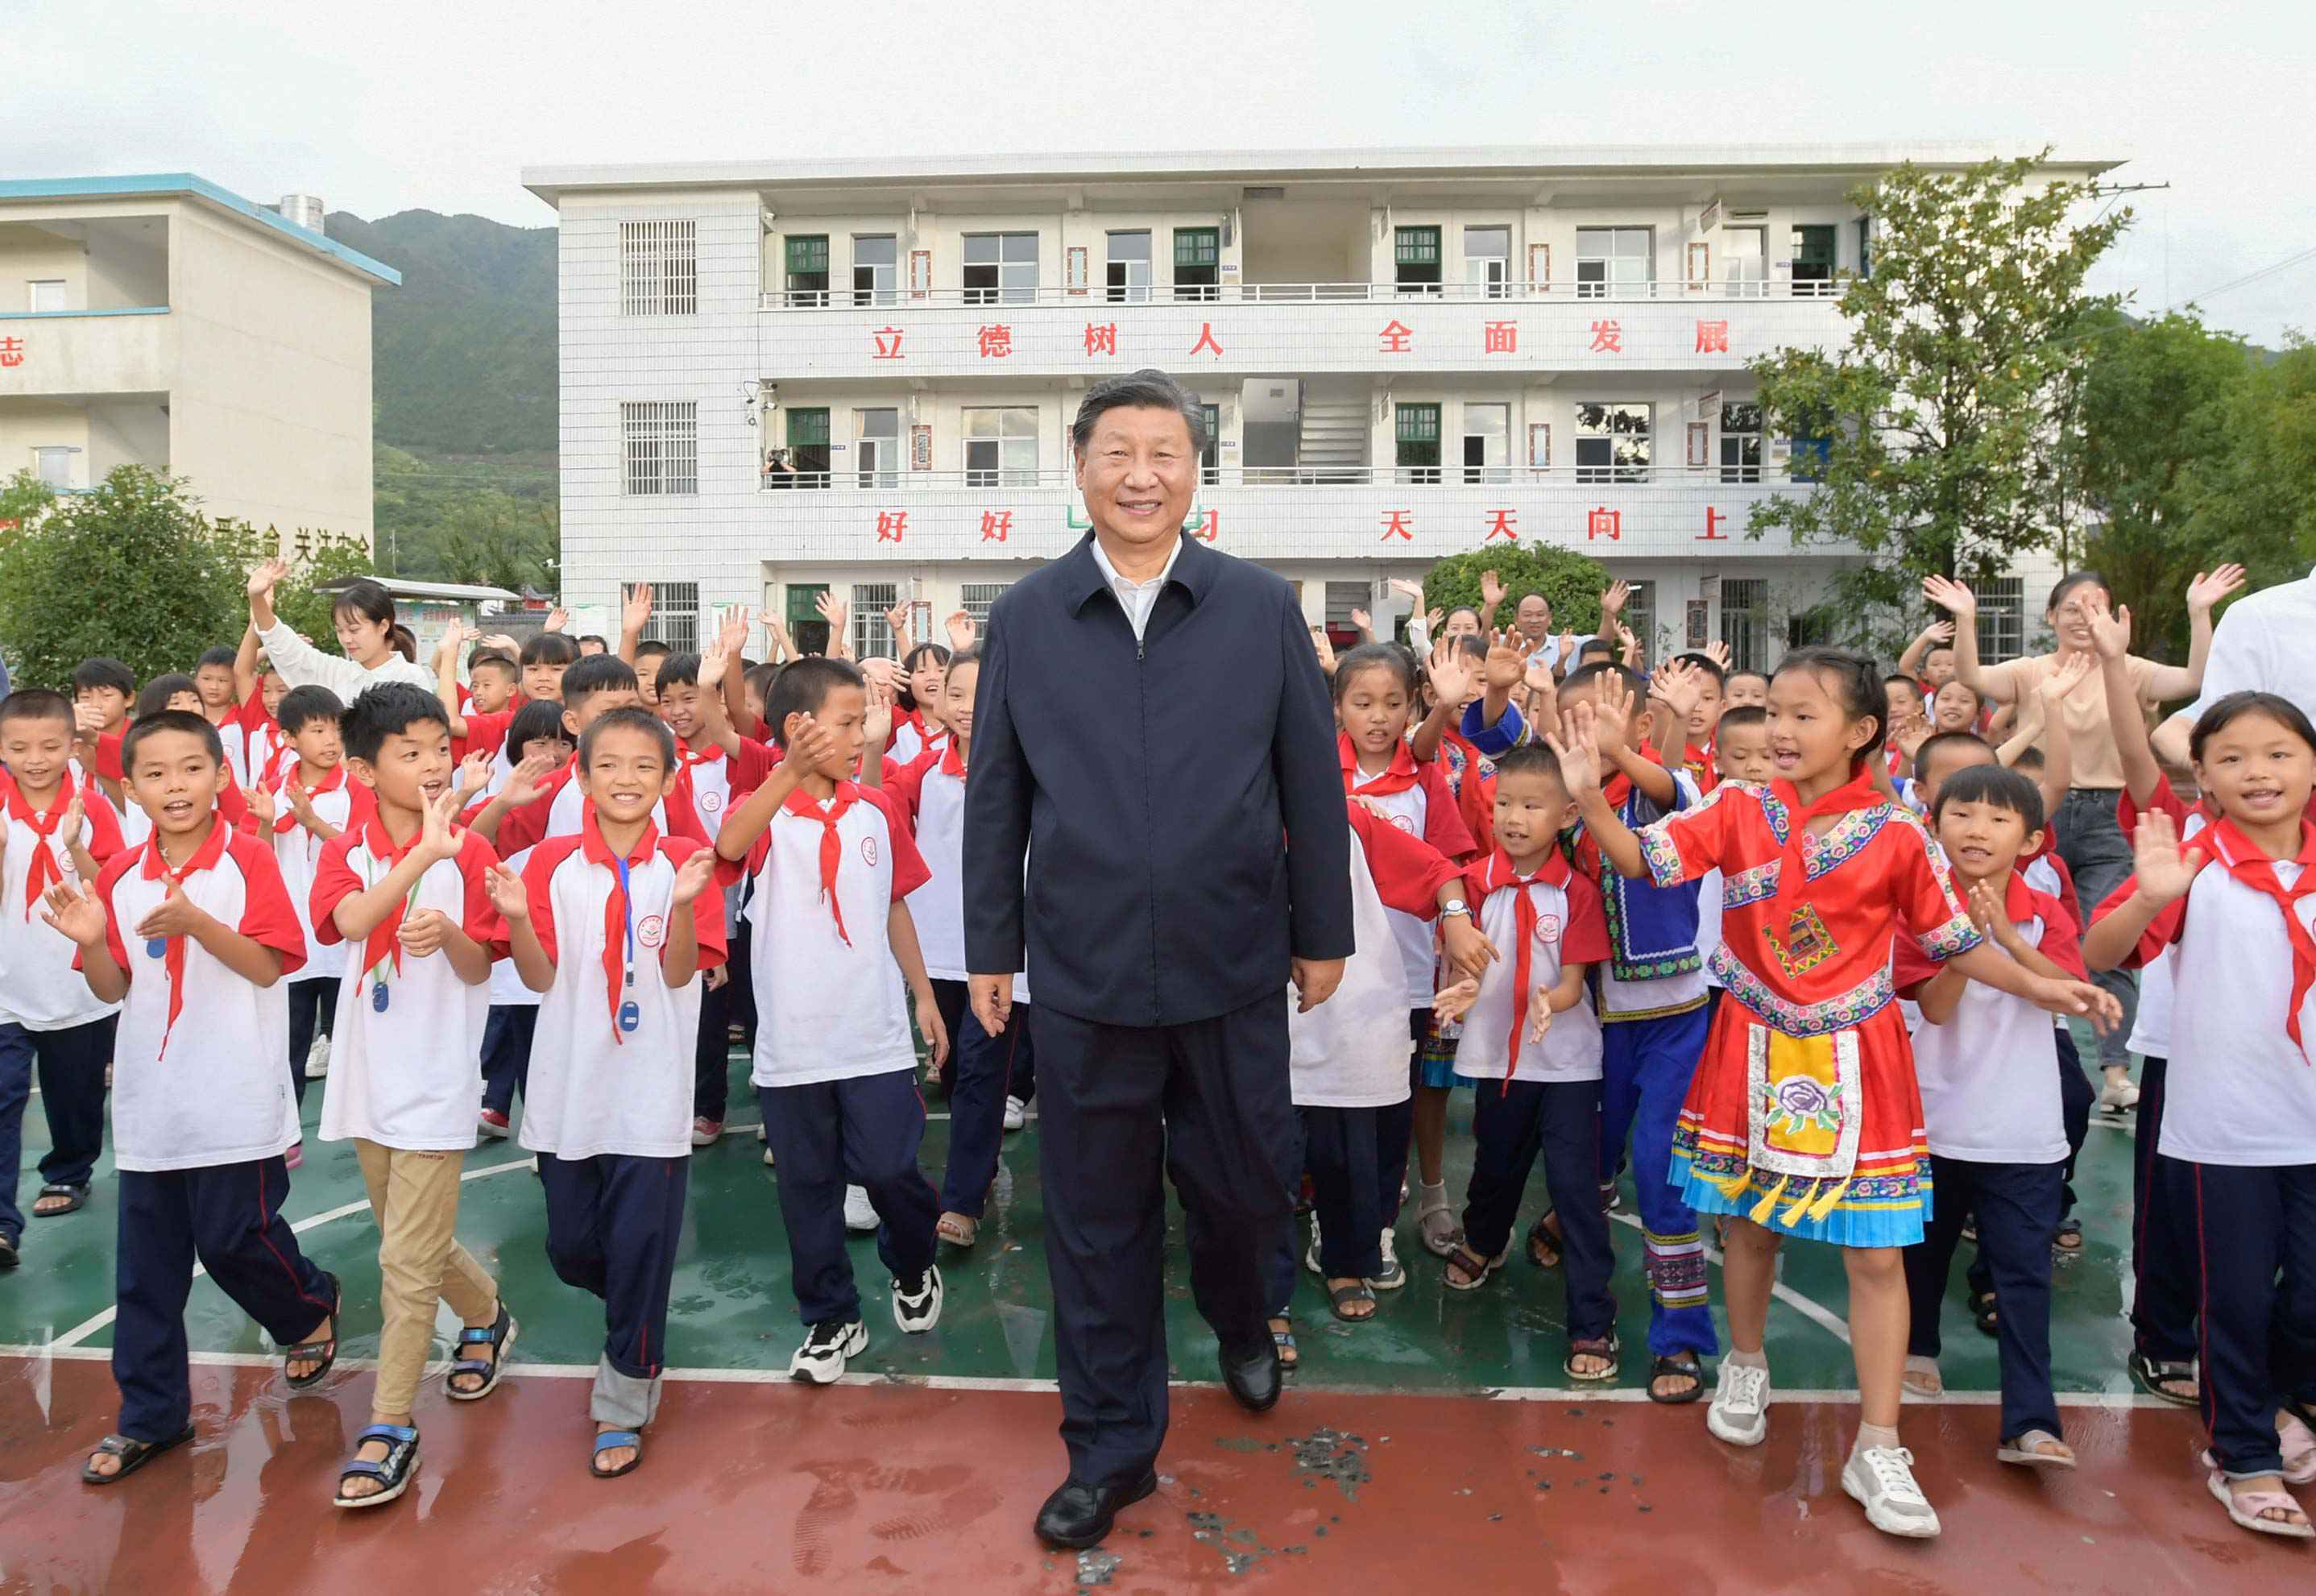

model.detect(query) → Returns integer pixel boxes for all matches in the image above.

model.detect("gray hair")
[1069,368,1208,457]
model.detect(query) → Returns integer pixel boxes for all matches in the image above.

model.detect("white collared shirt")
[1089,533,1184,642]
[2182,565,2316,728]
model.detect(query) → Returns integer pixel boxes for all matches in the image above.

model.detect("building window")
[1854,216,1874,278]
[1974,577,2026,664]
[1199,402,1220,486]
[851,582,900,659]
[962,582,1011,628]
[1394,226,1442,293]
[853,234,897,305]
[1576,228,1653,298]
[963,407,1038,487]
[786,408,831,487]
[963,233,1038,305]
[624,580,700,653]
[1462,402,1510,484]
[1106,231,1152,303]
[855,408,900,488]
[1621,580,1656,661]
[1174,228,1220,300]
[1720,226,1766,297]
[1394,403,1441,484]
[620,402,698,495]
[34,446,77,490]
[1575,403,1651,483]
[785,583,830,657]
[784,235,831,307]
[1324,582,1369,648]
[1720,578,1769,674]
[1719,400,1763,483]
[28,280,68,313]
[619,221,697,316]
[1464,227,1510,297]
[1792,225,1837,295]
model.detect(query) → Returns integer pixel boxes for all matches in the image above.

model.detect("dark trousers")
[1598,1006,1717,1357]
[2183,1157,2316,1479]
[2130,1056,2198,1363]
[940,1001,1036,1219]
[930,978,969,1093]
[114,1158,333,1441]
[758,1070,938,1325]
[1303,1100,1411,1281]
[1461,1076,1614,1344]
[479,1004,538,1117]
[694,972,736,1125]
[539,1152,690,1381]
[284,976,338,1108]
[1032,993,1299,1490]
[0,1017,114,1229]
[2057,789,2137,1070]
[1907,1155,2062,1441]
[2055,1025,2094,1219]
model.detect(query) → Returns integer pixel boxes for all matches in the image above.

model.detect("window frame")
[1394,226,1443,293]
[1719,400,1763,483]
[1174,227,1220,300]
[1105,230,1153,304]
[619,221,698,317]
[962,406,1038,487]
[784,234,831,307]
[624,579,700,653]
[1574,401,1653,484]
[619,401,698,496]
[963,231,1039,306]
[852,234,898,306]
[785,406,832,488]
[1463,226,1511,298]
[854,407,901,488]
[1718,578,1769,674]
[1460,401,1510,484]
[1394,402,1442,483]
[850,582,900,661]
[1575,227,1654,299]
[1974,578,2027,664]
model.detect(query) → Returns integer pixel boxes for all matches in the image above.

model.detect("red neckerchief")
[1340,732,1421,798]
[581,805,660,1045]
[781,782,859,947]
[355,815,425,983]
[2203,815,2316,1055]
[939,738,967,780]
[94,732,125,784]
[1472,847,1574,1096]
[140,820,231,1058]
[271,761,346,835]
[6,769,77,918]
[1684,741,1718,793]
[1768,763,1883,920]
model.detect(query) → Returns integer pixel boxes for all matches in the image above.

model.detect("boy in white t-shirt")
[42,711,339,1487]
[310,683,513,1508]
[715,657,949,1384]
[0,689,126,1252]
[474,699,574,1139]
[1433,743,1618,1381]
[1893,764,2082,1470]
[488,707,730,1480]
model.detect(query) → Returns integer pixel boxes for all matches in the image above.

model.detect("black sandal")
[592,1428,644,1479]
[82,1425,195,1485]
[282,1272,342,1390]
[445,1301,517,1401]
[2128,1350,2199,1407]
[334,1423,421,1508]
[32,1183,88,1217]
[1969,1287,1999,1338]
[0,1233,17,1271]
[1647,1352,1705,1403]
[1565,1333,1621,1383]
[2052,1217,2083,1257]
[1526,1212,1563,1270]
[1328,1281,1378,1322]
[1269,1315,1299,1373]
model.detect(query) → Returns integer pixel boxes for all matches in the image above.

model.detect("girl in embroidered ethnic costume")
[1553,647,2112,1543]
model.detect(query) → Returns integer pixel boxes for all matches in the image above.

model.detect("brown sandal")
[1442,1242,1506,1292]
[1526,1212,1563,1269]
[1564,1333,1621,1383]
[936,1213,978,1247]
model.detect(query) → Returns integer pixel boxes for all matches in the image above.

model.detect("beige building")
[0,174,396,547]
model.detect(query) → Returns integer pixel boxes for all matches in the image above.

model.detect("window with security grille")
[962,582,1011,628]
[619,221,697,315]
[1621,580,1656,663]
[1975,577,2026,664]
[786,408,831,487]
[1395,403,1441,484]
[1175,227,1220,300]
[623,581,699,653]
[1324,582,1370,648]
[1719,578,1769,673]
[621,402,698,495]
[851,582,900,659]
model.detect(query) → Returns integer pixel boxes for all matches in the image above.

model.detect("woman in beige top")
[1922,566,2243,1103]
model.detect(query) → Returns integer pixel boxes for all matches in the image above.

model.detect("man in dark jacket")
[964,369,1353,1549]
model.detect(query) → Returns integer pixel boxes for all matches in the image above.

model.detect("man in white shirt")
[2153,565,2316,765]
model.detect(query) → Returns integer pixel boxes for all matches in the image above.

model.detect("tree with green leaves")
[1746,151,2129,636]
[0,467,54,545]
[1417,545,1613,638]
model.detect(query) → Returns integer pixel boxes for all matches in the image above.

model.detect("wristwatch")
[1440,898,1471,918]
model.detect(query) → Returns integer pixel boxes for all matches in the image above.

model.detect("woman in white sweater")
[247,559,437,702]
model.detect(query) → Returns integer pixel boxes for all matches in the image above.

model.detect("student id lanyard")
[364,862,423,1014]
[615,857,640,1035]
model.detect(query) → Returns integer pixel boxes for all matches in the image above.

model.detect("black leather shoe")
[1219,1338,1282,1413]
[1034,1470,1158,1548]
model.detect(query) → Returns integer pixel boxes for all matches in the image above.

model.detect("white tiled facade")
[528,146,2107,665]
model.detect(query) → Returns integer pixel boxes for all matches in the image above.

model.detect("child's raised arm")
[660,846,717,988]
[43,881,127,1004]
[616,582,653,665]
[713,717,837,863]
[2086,595,2160,809]
[234,624,262,704]
[1896,619,1953,683]
[1555,707,1649,880]
[2082,809,2202,972]
[433,620,474,739]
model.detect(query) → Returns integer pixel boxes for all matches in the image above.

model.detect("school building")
[522,145,2115,665]
[0,174,396,548]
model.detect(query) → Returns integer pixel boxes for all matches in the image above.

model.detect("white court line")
[1607,1210,1852,1347]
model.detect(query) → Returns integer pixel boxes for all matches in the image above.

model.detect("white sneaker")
[1842,1444,1942,1538]
[762,1145,777,1168]
[893,1266,943,1333]
[1369,1225,1406,1291]
[690,1117,723,1147]
[1002,1096,1026,1132]
[1707,1360,1771,1447]
[305,1033,331,1079]
[1303,1216,1324,1276]
[789,1317,868,1383]
[843,1185,878,1233]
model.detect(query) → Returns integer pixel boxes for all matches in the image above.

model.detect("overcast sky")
[15,1,2310,345]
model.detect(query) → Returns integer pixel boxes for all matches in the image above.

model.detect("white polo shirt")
[1895,873,2079,1164]
[311,824,503,1150]
[746,782,930,1088]
[889,711,949,769]
[891,745,1035,1002]
[89,827,308,1171]
[0,772,124,1031]
[1450,851,1612,1085]
[267,765,363,981]
[515,829,727,1159]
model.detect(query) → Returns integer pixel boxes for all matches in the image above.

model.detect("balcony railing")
[762,463,1787,492]
[760,277,1845,312]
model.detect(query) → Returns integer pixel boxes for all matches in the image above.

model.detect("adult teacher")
[1923,565,2241,1106]
[963,369,1353,1551]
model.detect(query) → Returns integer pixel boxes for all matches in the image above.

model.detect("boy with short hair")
[250,684,361,1122]
[715,656,951,1383]
[1670,653,1727,792]
[192,648,246,784]
[310,682,514,1507]
[71,657,138,826]
[0,689,126,1251]
[487,706,733,1478]
[466,655,706,852]
[42,711,338,1487]
[1722,669,1770,711]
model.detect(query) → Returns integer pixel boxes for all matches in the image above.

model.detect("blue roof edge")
[0,173,401,287]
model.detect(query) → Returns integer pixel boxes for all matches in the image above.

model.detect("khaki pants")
[354,1140,499,1422]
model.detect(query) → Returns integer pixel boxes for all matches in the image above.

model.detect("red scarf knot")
[781,782,859,947]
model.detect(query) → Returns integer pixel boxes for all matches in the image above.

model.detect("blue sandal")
[445,1302,516,1401]
[334,1423,421,1508]
[283,1272,342,1390]
[591,1428,644,1479]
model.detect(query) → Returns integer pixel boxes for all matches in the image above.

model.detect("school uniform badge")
[860,836,879,867]
[636,914,667,950]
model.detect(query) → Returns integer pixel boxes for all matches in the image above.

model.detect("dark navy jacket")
[963,531,1354,1027]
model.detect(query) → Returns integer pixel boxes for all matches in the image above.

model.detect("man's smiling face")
[1073,404,1197,558]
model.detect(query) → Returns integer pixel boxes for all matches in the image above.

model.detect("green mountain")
[326,208,558,457]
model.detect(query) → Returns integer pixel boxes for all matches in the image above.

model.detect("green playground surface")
[2,1046,2150,1400]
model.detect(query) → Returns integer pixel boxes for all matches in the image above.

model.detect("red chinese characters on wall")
[875,511,907,544]
[1483,321,1518,355]
[1587,320,1622,354]
[1699,506,1730,541]
[1189,322,1224,358]
[1484,508,1518,542]
[1084,322,1117,357]
[979,510,1012,543]
[976,324,1013,359]
[1585,507,1622,541]
[1187,509,1220,541]
[871,327,904,359]
[1695,320,1730,354]
[1380,510,1415,541]
[1378,320,1414,354]
[0,336,23,368]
